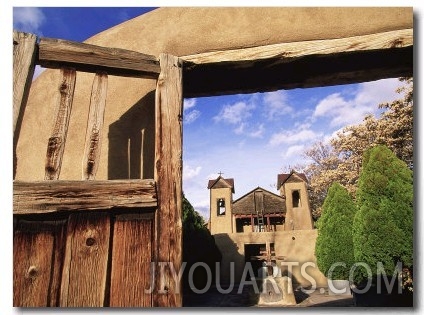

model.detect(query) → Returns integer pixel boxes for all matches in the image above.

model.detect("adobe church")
[207,171,327,287]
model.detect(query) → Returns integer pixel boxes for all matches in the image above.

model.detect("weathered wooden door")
[13,31,183,307]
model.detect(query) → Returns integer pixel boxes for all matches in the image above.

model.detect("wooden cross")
[251,241,286,276]
[218,171,224,177]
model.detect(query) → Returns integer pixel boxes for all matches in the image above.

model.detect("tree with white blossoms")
[300,78,413,221]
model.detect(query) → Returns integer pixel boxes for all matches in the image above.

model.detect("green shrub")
[315,182,357,279]
[353,145,413,282]
[182,195,221,291]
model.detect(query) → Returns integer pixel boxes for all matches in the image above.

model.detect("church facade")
[208,171,314,235]
[207,171,327,287]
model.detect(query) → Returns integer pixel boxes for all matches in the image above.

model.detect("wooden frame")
[13,22,413,307]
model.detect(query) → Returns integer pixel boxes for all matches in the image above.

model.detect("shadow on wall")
[108,91,155,180]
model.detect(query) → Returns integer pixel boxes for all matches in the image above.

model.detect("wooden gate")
[13,31,183,307]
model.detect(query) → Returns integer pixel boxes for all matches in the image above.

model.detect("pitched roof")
[207,176,235,193]
[277,171,308,189]
[232,187,285,215]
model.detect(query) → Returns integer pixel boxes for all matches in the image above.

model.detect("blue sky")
[12,6,407,221]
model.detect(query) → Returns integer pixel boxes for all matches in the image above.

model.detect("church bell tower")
[207,174,235,234]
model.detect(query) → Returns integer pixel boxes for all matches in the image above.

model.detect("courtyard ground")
[183,285,354,307]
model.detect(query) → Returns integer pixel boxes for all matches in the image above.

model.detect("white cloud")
[183,98,197,111]
[13,8,45,35]
[269,128,318,146]
[249,124,265,138]
[355,79,402,106]
[313,93,347,117]
[213,101,254,124]
[312,78,401,127]
[262,90,293,120]
[184,109,201,124]
[183,164,202,180]
[183,99,200,124]
[281,145,305,159]
[234,123,246,135]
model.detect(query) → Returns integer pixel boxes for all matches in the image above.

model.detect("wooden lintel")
[38,37,160,78]
[13,179,157,215]
[182,28,413,97]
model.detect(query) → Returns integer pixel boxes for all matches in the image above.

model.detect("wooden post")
[13,31,37,179]
[13,31,37,136]
[82,72,108,180]
[45,68,76,180]
[154,54,183,307]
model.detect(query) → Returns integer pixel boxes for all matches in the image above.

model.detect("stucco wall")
[214,230,328,288]
[282,181,314,230]
[15,7,412,180]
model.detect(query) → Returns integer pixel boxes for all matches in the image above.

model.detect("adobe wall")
[210,187,234,234]
[15,7,412,180]
[280,182,314,230]
[214,230,328,287]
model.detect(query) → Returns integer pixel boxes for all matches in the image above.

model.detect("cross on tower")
[218,171,224,177]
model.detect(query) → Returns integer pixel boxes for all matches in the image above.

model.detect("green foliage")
[353,145,413,282]
[300,78,413,221]
[182,195,221,290]
[315,182,357,279]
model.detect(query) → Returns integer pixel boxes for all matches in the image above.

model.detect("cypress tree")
[353,145,413,282]
[315,182,357,279]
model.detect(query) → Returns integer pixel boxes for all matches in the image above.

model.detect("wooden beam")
[13,179,157,215]
[182,28,413,97]
[13,31,37,136]
[154,54,183,307]
[38,37,160,78]
[45,68,76,180]
[82,72,108,180]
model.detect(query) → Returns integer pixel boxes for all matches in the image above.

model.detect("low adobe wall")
[214,229,328,288]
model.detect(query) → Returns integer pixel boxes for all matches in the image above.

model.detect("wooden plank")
[153,54,183,307]
[82,72,108,180]
[13,220,65,307]
[109,214,154,307]
[59,212,110,307]
[182,28,413,97]
[38,37,160,78]
[13,179,157,215]
[13,31,37,136]
[47,221,67,306]
[45,68,76,180]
